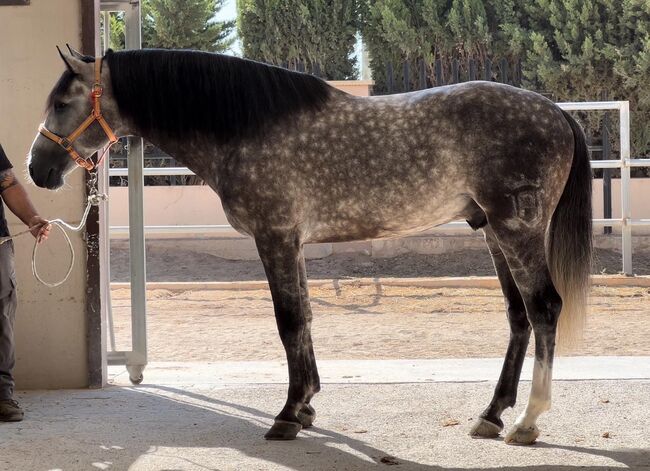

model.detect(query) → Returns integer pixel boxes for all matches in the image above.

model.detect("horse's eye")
[54,101,67,112]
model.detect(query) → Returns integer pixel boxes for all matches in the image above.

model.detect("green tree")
[108,12,126,50]
[141,0,235,51]
[522,0,650,159]
[360,0,526,92]
[237,0,359,80]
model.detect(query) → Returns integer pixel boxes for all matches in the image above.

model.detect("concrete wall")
[0,1,89,389]
[327,80,374,97]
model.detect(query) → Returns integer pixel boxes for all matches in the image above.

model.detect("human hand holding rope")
[27,215,51,243]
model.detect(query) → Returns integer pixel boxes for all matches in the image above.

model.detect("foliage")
[522,0,650,160]
[360,0,650,159]
[237,0,359,80]
[141,0,235,51]
[360,0,526,92]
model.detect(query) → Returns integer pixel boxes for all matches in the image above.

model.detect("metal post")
[619,101,632,275]
[100,10,116,353]
[469,59,476,81]
[602,110,612,235]
[124,1,147,382]
[402,61,410,92]
[435,58,443,86]
[484,58,492,81]
[418,59,427,90]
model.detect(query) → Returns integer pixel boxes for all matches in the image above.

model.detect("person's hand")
[28,215,51,243]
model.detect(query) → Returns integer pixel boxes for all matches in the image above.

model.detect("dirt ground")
[111,284,650,362]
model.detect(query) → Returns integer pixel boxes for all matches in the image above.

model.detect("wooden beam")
[81,0,105,389]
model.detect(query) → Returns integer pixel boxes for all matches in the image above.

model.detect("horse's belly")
[305,194,471,244]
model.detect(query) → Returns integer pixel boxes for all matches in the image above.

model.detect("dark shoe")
[0,399,24,422]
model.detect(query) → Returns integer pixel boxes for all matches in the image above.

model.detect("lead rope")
[0,171,106,288]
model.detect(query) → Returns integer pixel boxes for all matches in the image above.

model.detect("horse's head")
[28,47,121,189]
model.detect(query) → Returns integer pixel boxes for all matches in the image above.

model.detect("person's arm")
[0,169,51,242]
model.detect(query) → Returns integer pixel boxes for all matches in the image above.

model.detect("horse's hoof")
[504,425,540,445]
[264,420,302,440]
[297,404,316,428]
[469,418,503,438]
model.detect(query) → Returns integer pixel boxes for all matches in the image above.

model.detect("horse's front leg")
[256,232,320,440]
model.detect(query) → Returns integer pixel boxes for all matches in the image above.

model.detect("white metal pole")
[619,102,632,275]
[100,10,116,353]
[124,1,147,382]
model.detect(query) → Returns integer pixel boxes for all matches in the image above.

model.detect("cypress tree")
[237,0,359,80]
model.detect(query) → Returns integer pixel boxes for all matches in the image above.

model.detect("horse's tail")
[547,110,592,349]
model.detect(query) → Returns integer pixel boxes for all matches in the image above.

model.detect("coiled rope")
[0,173,106,287]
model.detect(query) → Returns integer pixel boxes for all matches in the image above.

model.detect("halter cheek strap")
[39,57,118,172]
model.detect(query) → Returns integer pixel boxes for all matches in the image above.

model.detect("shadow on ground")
[111,242,649,282]
[3,383,649,470]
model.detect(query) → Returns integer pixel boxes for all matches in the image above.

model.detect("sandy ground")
[110,285,650,362]
[4,380,650,470]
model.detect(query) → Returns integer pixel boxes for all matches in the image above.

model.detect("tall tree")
[522,0,650,159]
[142,0,235,51]
[360,0,525,92]
[237,0,359,80]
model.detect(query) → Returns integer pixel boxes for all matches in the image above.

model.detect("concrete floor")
[2,359,650,471]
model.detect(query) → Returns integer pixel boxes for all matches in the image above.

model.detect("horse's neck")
[135,130,228,183]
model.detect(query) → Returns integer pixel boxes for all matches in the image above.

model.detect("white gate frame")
[100,0,147,384]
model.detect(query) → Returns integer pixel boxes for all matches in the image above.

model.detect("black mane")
[104,49,332,143]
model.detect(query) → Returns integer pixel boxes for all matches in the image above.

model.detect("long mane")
[104,49,332,143]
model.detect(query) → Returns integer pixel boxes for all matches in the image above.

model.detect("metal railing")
[108,101,649,276]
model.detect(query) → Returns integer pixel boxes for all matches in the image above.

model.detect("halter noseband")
[39,57,118,172]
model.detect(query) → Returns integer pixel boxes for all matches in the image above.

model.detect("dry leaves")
[441,418,460,427]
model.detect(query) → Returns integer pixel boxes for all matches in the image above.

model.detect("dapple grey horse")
[28,48,592,445]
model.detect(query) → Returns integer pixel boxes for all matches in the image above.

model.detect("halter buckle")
[60,137,72,149]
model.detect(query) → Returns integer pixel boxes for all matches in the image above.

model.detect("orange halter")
[39,57,118,171]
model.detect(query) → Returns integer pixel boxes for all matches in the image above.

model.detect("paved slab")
[1,380,649,470]
[2,359,650,470]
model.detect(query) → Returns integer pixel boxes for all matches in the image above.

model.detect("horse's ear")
[66,44,85,60]
[56,45,88,75]
[56,45,75,73]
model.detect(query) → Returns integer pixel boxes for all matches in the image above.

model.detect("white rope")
[31,199,94,288]
[0,176,106,288]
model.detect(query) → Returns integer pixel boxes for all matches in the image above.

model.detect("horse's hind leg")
[470,226,531,438]
[256,232,320,440]
[487,222,562,445]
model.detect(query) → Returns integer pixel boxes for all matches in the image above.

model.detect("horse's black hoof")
[297,404,316,428]
[264,420,302,440]
[470,417,503,438]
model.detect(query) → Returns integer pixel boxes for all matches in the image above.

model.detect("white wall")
[0,0,89,389]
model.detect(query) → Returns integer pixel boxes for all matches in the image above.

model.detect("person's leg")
[0,288,21,422]
[0,289,17,400]
[0,240,21,421]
